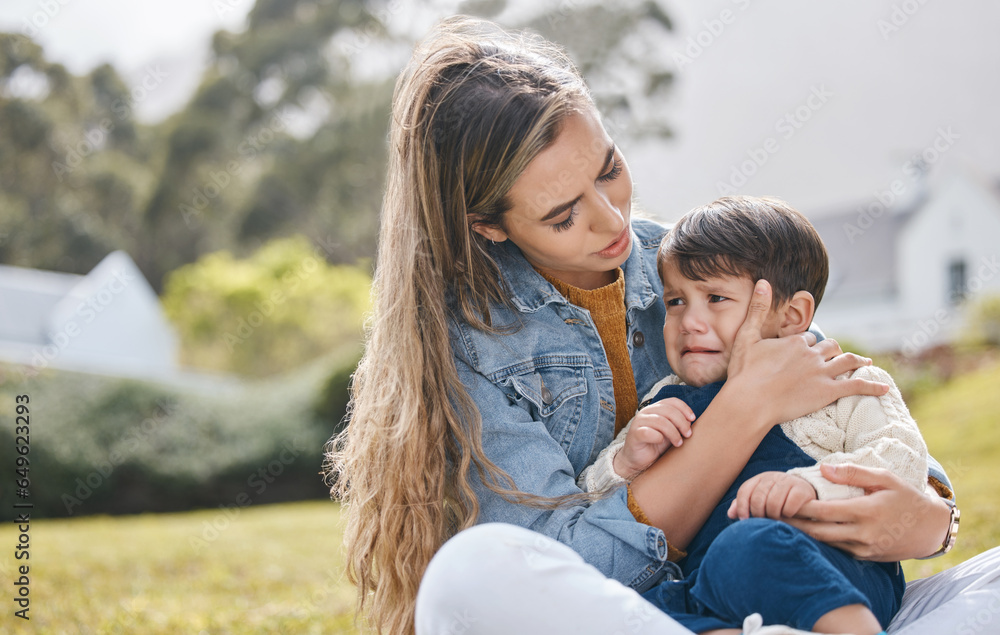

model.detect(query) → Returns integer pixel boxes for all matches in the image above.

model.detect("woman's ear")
[469,218,508,243]
[776,291,816,337]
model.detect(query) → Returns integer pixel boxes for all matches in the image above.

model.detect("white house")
[0,251,180,380]
[812,167,1000,355]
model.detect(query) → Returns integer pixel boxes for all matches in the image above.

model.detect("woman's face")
[474,108,634,290]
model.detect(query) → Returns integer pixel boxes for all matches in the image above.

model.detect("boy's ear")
[776,291,816,337]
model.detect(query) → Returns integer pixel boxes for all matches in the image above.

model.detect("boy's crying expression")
[660,262,785,388]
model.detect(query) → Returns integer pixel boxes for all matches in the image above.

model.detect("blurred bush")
[0,345,359,521]
[162,235,370,377]
[964,293,1000,347]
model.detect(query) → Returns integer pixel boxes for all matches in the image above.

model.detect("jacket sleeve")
[577,422,629,492]
[787,365,929,499]
[454,354,674,591]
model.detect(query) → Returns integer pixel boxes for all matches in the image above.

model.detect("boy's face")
[660,260,782,387]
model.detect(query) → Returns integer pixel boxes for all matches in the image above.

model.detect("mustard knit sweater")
[539,268,637,435]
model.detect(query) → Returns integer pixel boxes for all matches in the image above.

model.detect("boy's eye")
[709,295,728,303]
[665,297,683,307]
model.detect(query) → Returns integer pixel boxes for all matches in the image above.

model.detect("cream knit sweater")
[578,365,929,500]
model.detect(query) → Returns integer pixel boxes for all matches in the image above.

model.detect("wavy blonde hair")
[325,16,593,635]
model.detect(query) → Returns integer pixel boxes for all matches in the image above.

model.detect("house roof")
[0,251,179,378]
[812,203,919,302]
[0,264,81,344]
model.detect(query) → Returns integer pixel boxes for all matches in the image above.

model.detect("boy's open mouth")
[682,347,721,356]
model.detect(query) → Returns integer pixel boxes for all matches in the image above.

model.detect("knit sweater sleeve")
[786,365,929,500]
[577,375,683,492]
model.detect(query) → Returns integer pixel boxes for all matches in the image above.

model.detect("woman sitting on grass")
[327,16,1000,635]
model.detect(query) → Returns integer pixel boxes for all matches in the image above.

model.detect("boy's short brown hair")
[658,195,829,309]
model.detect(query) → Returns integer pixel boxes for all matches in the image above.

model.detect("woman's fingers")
[819,463,893,492]
[826,351,872,373]
[783,515,862,548]
[811,337,841,360]
[730,280,771,362]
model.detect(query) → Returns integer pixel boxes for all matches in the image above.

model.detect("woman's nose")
[587,192,624,234]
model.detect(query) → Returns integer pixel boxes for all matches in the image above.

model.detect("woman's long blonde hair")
[325,16,593,635]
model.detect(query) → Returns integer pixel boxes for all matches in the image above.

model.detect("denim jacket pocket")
[501,358,590,452]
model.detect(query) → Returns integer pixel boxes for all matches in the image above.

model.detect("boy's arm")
[577,375,686,492]
[786,365,929,500]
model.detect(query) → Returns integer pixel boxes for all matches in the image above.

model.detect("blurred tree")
[2,0,675,294]
[0,34,152,275]
[510,0,675,138]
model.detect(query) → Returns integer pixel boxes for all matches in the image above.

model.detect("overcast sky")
[2,0,998,221]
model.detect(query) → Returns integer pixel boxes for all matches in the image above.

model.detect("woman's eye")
[552,209,577,232]
[598,156,623,183]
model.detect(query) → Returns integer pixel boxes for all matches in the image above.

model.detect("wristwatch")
[919,497,960,559]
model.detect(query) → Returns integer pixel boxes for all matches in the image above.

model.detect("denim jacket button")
[541,385,552,404]
[632,331,645,347]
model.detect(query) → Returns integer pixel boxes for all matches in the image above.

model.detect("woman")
[327,16,998,635]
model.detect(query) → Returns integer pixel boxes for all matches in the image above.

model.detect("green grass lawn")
[902,358,1000,580]
[2,360,999,633]
[0,501,358,634]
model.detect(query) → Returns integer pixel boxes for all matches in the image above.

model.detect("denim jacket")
[449,218,679,592]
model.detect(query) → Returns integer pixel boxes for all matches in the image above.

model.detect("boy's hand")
[612,398,695,480]
[727,471,817,520]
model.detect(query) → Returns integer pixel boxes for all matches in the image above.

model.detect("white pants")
[415,523,1000,635]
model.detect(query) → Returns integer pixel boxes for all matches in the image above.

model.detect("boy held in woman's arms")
[580,196,945,635]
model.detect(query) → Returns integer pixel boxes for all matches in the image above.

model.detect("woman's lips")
[597,227,631,258]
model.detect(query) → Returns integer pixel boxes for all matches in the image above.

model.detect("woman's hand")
[725,280,889,427]
[783,463,953,561]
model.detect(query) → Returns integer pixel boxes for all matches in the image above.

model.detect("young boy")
[579,196,937,635]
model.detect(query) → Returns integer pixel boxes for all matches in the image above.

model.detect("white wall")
[896,171,1000,354]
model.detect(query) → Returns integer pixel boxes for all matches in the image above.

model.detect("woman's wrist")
[714,374,774,432]
[915,490,958,559]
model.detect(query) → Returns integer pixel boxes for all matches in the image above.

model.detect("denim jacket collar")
[492,220,663,315]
